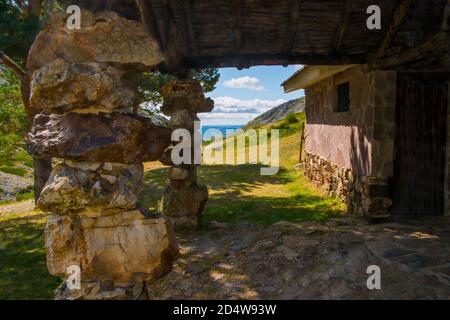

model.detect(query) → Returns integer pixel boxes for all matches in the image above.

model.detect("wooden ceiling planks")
[59,0,447,71]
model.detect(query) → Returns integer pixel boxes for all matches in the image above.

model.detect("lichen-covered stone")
[45,210,179,288]
[27,112,172,163]
[159,183,208,227]
[27,10,165,70]
[160,79,214,116]
[168,166,198,187]
[159,147,174,166]
[37,162,143,214]
[304,152,391,220]
[169,109,200,131]
[30,59,135,113]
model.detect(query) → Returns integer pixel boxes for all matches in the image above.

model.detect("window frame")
[335,81,350,113]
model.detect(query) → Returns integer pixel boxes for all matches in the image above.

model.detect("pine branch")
[0,51,26,82]
[12,0,26,12]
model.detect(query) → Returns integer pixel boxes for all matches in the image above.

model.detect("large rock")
[159,183,208,227]
[160,79,214,116]
[45,210,179,292]
[27,112,172,163]
[37,162,143,214]
[169,109,200,131]
[30,59,135,113]
[27,10,165,70]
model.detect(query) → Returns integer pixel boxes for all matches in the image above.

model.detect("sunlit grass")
[0,210,59,299]
[141,120,345,225]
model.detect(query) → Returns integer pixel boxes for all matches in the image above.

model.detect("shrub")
[285,112,299,124]
[0,69,28,162]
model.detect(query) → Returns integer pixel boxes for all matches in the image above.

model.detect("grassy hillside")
[141,112,344,225]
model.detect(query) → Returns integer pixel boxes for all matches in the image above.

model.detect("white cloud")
[199,113,258,125]
[212,96,287,114]
[223,76,264,91]
[197,96,287,125]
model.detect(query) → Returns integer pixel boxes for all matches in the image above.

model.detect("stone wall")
[304,152,391,220]
[303,65,396,220]
[26,10,179,299]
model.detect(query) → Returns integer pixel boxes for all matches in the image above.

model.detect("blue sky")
[200,65,305,125]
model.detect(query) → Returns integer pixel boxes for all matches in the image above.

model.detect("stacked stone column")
[158,79,212,227]
[26,10,178,299]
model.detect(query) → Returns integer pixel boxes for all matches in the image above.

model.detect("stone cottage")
[282,65,449,220]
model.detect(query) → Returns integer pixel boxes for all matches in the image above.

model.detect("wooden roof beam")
[168,0,198,58]
[373,31,449,70]
[333,0,353,53]
[232,0,244,69]
[134,0,164,48]
[188,53,368,69]
[148,0,191,76]
[282,0,302,61]
[376,0,413,59]
[441,0,449,31]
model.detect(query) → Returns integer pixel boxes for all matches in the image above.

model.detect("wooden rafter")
[231,0,243,68]
[442,0,449,31]
[182,0,197,57]
[373,32,449,70]
[134,0,164,48]
[188,52,368,69]
[60,0,446,71]
[333,0,353,53]
[282,0,301,57]
[168,0,198,57]
[377,0,413,59]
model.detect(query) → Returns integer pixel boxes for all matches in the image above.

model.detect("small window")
[336,82,350,112]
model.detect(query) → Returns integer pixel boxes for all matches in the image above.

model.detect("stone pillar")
[26,10,178,299]
[158,79,213,227]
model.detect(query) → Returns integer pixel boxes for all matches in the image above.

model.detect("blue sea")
[201,125,243,141]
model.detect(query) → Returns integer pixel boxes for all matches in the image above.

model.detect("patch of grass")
[15,187,34,202]
[0,149,33,171]
[12,150,34,168]
[0,166,27,177]
[270,112,305,138]
[140,127,345,225]
[200,168,343,225]
[0,211,60,299]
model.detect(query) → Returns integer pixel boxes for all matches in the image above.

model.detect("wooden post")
[299,123,305,162]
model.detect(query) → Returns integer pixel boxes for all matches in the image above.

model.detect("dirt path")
[0,199,35,216]
[148,217,450,299]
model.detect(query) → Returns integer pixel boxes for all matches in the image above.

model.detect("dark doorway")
[391,73,448,215]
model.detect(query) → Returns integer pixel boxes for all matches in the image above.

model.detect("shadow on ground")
[148,217,450,299]
[140,164,343,225]
[0,212,60,299]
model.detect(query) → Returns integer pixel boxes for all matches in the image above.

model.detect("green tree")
[0,0,55,201]
[0,68,27,159]
[134,69,220,121]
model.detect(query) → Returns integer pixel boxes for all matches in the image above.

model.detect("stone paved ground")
[147,216,450,300]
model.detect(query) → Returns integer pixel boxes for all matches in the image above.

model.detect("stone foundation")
[304,152,391,220]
